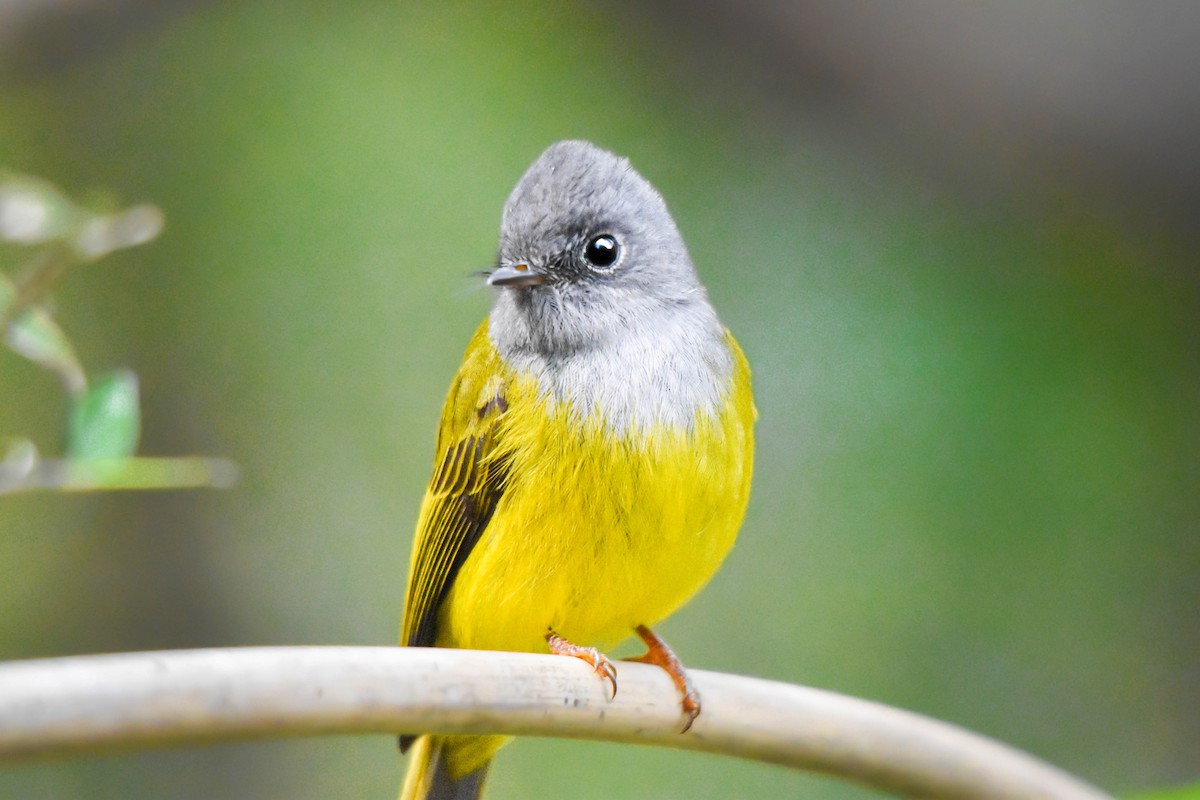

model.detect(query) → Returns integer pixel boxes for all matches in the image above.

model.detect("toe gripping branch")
[545,630,618,700]
[545,626,700,733]
[627,625,701,733]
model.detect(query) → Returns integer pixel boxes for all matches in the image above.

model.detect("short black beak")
[488,263,546,288]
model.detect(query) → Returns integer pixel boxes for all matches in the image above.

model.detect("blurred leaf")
[1,274,87,394]
[0,438,38,490]
[66,369,141,460]
[73,204,164,261]
[0,172,80,245]
[1128,784,1200,800]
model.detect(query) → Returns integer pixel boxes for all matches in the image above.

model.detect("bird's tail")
[399,736,494,800]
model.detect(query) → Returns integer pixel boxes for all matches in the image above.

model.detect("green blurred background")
[1,2,1196,798]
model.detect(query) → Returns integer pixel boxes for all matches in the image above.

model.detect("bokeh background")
[1,2,1197,798]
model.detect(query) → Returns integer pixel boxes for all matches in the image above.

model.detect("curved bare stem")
[0,646,1111,800]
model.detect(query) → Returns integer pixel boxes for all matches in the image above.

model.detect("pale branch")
[0,456,239,495]
[0,646,1111,800]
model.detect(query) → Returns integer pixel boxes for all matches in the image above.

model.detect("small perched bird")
[399,140,755,800]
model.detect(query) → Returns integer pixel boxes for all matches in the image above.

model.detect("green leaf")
[67,369,141,460]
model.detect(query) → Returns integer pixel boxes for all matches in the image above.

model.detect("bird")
[398,140,755,800]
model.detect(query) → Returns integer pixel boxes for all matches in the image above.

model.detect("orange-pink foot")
[626,625,700,733]
[545,630,618,700]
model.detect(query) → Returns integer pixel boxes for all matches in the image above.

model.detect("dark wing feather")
[400,349,510,649]
[401,430,507,647]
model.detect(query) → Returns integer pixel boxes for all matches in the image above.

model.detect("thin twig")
[3,245,73,328]
[0,646,1112,800]
[0,456,238,494]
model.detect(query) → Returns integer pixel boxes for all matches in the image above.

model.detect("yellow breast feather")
[402,322,754,656]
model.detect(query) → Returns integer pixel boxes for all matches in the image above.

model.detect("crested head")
[486,140,733,431]
[488,140,717,358]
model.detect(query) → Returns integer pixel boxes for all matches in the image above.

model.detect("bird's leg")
[545,630,618,700]
[625,624,701,732]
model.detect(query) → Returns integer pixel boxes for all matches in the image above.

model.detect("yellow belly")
[437,363,754,654]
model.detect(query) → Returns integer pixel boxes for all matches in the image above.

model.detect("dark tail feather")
[400,737,490,800]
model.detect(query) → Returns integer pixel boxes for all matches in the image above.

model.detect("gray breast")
[493,304,734,435]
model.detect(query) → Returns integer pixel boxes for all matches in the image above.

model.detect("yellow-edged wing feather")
[401,321,510,649]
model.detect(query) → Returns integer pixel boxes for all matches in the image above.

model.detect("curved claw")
[594,654,619,700]
[546,630,618,701]
[678,683,701,733]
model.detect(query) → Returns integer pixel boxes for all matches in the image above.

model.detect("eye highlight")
[583,234,620,271]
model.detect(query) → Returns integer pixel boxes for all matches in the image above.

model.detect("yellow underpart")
[440,321,754,654]
[401,319,755,782]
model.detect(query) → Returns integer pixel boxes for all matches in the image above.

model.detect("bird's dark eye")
[583,234,620,271]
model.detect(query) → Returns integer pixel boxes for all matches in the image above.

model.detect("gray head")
[487,140,719,360]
